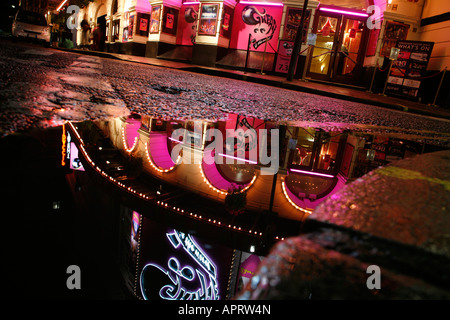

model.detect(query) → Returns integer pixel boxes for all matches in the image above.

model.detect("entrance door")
[307,11,368,85]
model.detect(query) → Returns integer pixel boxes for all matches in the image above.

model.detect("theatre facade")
[73,0,448,93]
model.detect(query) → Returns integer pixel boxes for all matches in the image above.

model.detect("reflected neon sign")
[140,230,219,300]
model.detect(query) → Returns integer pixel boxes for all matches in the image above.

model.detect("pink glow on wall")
[239,1,284,7]
[125,120,140,150]
[319,7,369,18]
[148,133,177,170]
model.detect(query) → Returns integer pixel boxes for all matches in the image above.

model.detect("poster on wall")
[380,21,409,57]
[230,4,283,53]
[274,40,294,73]
[137,217,234,300]
[283,7,311,42]
[220,5,234,39]
[385,40,434,99]
[199,4,218,36]
[177,4,199,45]
[150,5,161,33]
[162,6,179,35]
[136,12,150,37]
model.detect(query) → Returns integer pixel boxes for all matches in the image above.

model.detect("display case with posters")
[199,3,219,36]
[162,6,179,35]
[136,12,150,37]
[150,5,161,33]
[122,12,134,41]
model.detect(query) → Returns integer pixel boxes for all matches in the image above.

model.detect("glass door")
[308,14,341,81]
[332,17,366,84]
[307,11,368,85]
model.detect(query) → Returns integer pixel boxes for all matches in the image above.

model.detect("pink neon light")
[168,137,183,144]
[57,0,68,11]
[218,153,258,165]
[183,1,200,5]
[290,169,334,178]
[239,1,284,7]
[319,7,369,17]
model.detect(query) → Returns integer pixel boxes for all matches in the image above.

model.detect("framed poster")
[282,7,311,42]
[220,4,234,39]
[380,21,409,57]
[199,4,219,36]
[162,6,179,35]
[136,12,150,37]
[150,5,161,33]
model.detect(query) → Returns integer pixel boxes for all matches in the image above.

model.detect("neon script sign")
[140,230,220,300]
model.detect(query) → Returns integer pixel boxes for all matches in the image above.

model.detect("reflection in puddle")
[4,111,449,299]
[66,112,448,223]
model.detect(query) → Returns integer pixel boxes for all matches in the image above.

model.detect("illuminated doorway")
[307,6,370,85]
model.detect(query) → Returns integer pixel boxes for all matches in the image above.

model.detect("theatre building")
[72,0,448,101]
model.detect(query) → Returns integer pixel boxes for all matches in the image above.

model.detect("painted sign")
[230,4,283,53]
[138,218,234,300]
[385,40,434,99]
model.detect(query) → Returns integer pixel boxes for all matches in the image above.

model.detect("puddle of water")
[2,111,449,300]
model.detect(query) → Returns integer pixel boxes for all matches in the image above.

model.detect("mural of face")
[241,6,277,49]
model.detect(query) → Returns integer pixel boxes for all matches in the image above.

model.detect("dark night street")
[1,36,449,305]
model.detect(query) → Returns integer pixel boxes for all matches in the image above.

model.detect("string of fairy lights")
[122,127,138,153]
